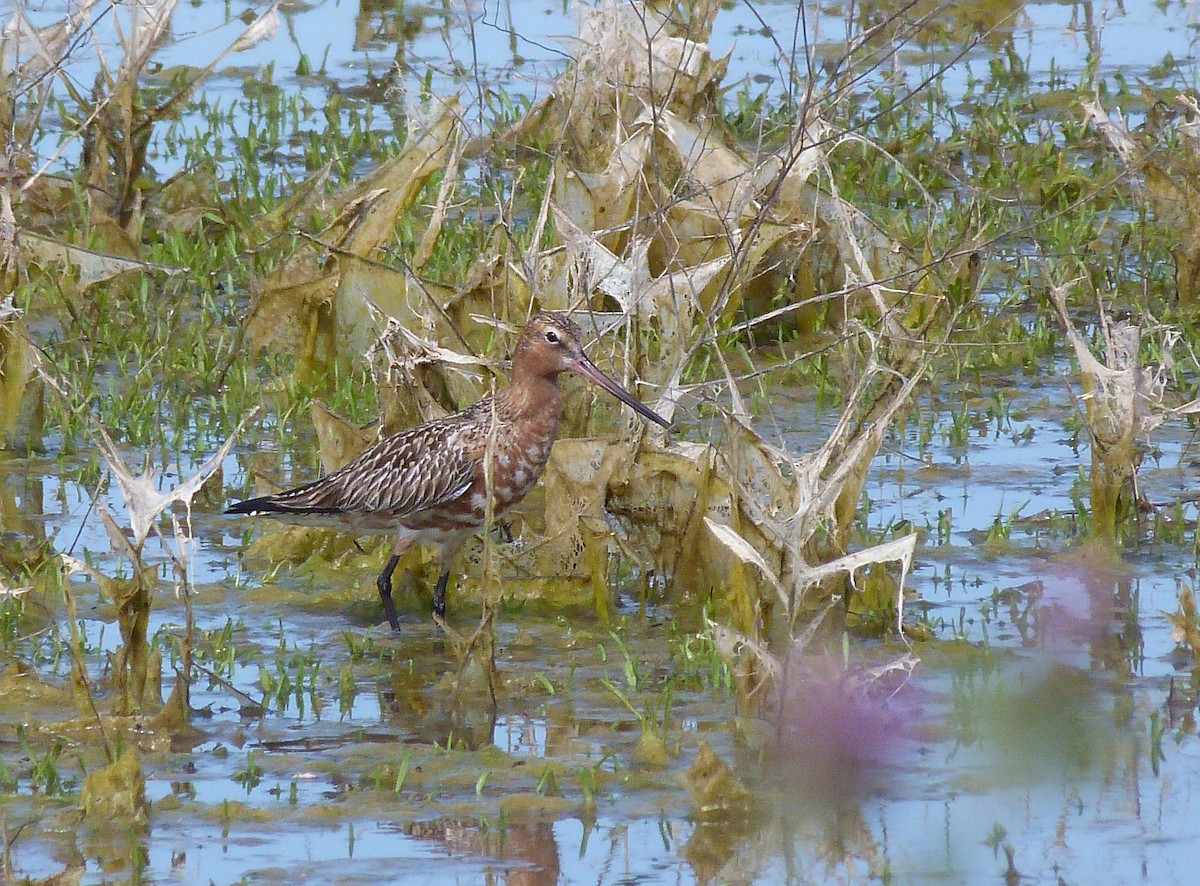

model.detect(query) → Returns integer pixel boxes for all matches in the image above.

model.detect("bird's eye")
[545,330,560,344]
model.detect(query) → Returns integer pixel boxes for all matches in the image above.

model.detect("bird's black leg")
[377,554,402,632]
[433,571,450,620]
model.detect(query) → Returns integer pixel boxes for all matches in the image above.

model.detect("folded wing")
[226,416,479,519]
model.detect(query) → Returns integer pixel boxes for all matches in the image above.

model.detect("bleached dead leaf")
[116,0,180,82]
[1081,97,1142,167]
[649,109,781,222]
[706,515,916,635]
[168,513,193,591]
[789,534,917,635]
[1051,282,1164,441]
[564,0,727,112]
[390,323,489,370]
[99,503,141,564]
[61,553,107,585]
[555,209,648,311]
[1,0,99,76]
[707,620,779,684]
[0,576,30,598]
[848,651,920,697]
[19,231,183,287]
[564,311,631,341]
[704,518,790,610]
[312,400,377,474]
[553,208,728,419]
[554,128,651,235]
[250,100,459,369]
[229,1,280,53]
[96,410,258,549]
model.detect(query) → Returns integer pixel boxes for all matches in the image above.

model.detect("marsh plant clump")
[1,0,1200,881]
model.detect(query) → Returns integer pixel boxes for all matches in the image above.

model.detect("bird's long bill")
[572,355,672,429]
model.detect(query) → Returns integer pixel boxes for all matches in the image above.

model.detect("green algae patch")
[81,748,146,821]
[0,661,76,715]
[684,740,755,820]
[205,801,278,825]
[241,580,380,621]
[336,743,518,796]
[1051,538,1132,581]
[498,792,577,820]
[6,0,1200,877]
[149,676,204,740]
[477,576,598,615]
[154,793,185,813]
[633,730,671,768]
[242,525,392,581]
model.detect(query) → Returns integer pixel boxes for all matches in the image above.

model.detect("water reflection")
[771,653,912,810]
[354,0,436,52]
[405,819,561,885]
[1166,676,1197,733]
[851,0,1024,52]
[379,656,499,750]
[0,458,49,577]
[5,0,1200,880]
[994,553,1140,668]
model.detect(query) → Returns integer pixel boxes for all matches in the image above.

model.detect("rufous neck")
[499,367,562,422]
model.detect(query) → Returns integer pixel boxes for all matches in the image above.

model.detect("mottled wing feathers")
[226,408,485,520]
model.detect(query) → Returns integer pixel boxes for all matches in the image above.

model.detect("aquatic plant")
[1051,280,1200,543]
[3,0,1200,879]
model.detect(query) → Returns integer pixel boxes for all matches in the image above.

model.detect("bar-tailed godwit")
[226,312,670,630]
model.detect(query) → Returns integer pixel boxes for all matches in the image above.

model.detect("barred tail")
[224,490,334,516]
[225,495,284,516]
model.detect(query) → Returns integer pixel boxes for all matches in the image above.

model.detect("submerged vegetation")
[2,0,1200,881]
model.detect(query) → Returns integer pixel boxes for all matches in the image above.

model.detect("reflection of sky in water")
[5,0,1200,883]
[493,711,548,756]
[15,0,1200,175]
[10,335,1198,883]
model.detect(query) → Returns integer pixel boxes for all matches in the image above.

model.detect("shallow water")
[19,0,1197,174]
[5,0,1200,884]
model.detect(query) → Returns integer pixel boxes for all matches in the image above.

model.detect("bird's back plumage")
[224,401,492,526]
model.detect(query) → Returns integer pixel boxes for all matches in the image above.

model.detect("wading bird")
[226,312,671,631]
